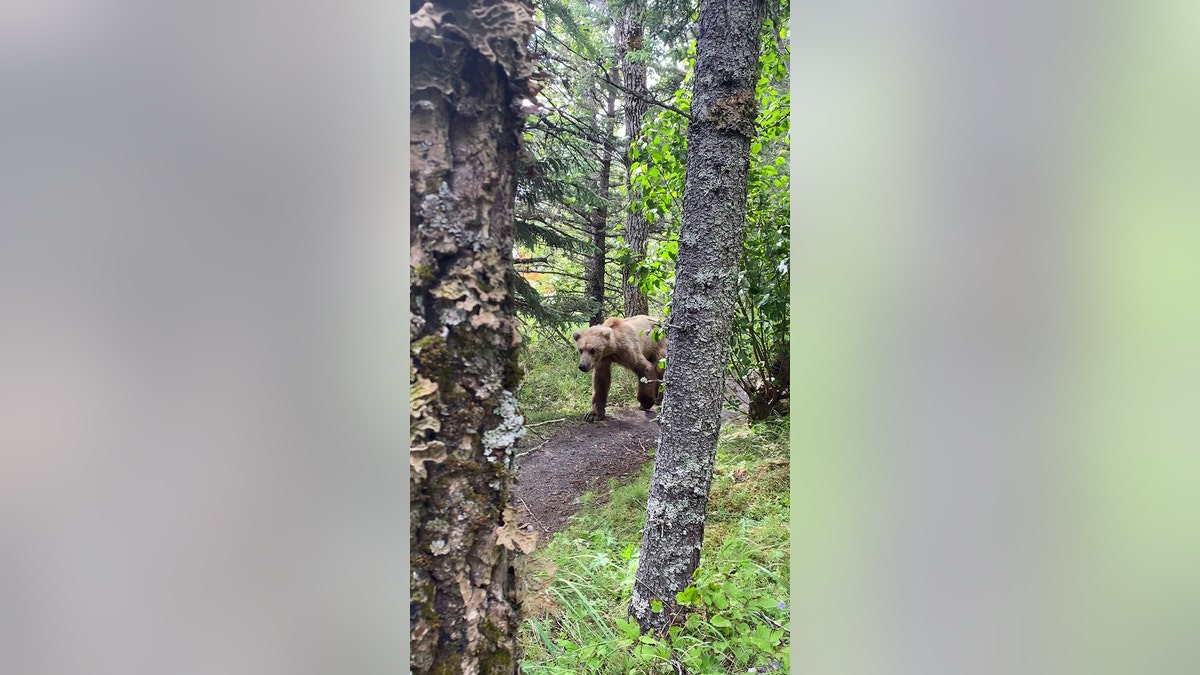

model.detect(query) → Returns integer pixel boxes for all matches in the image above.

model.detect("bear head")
[571,325,613,372]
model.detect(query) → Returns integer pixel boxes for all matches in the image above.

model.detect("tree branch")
[537,29,692,124]
[601,66,693,123]
[519,269,589,282]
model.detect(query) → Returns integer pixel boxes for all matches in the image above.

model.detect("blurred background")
[789,1,1200,673]
[1,2,408,674]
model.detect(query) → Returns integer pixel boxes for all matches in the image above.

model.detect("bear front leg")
[585,361,612,422]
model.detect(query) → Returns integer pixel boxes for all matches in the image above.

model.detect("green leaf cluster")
[669,570,790,673]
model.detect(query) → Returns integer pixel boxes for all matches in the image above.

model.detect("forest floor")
[513,383,748,541]
[513,406,660,538]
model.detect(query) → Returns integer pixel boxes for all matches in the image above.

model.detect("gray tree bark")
[409,1,538,672]
[618,5,651,317]
[629,0,764,632]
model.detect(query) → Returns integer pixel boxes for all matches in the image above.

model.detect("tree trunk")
[409,2,537,672]
[619,5,651,317]
[585,88,617,326]
[629,0,764,632]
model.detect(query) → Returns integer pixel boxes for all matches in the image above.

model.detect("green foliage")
[616,43,694,324]
[518,419,791,674]
[515,0,717,333]
[514,0,626,332]
[515,218,594,257]
[538,0,602,59]
[671,568,790,673]
[730,23,790,420]
[626,46,693,235]
[515,3,789,368]
[512,271,583,329]
[623,24,791,421]
[643,0,700,50]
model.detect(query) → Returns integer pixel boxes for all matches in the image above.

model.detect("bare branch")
[601,66,693,123]
[524,417,570,428]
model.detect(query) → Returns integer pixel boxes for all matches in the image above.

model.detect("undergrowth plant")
[519,419,791,674]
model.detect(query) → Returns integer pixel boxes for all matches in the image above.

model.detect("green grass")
[517,418,791,675]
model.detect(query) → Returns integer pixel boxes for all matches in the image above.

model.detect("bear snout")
[578,362,590,372]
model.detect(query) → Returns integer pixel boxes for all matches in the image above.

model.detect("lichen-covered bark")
[410,1,538,672]
[618,7,651,318]
[629,0,764,632]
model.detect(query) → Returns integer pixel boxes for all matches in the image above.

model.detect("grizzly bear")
[572,315,668,422]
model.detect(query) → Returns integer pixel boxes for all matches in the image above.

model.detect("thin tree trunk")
[585,88,617,326]
[619,5,651,317]
[629,0,764,632]
[409,1,537,672]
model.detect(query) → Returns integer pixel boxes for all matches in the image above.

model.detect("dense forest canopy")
[513,0,791,420]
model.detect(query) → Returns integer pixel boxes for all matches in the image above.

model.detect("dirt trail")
[513,407,660,538]
[512,378,751,542]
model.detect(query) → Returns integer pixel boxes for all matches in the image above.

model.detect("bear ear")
[599,326,614,339]
[572,330,581,341]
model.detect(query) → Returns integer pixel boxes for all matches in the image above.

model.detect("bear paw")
[583,411,605,423]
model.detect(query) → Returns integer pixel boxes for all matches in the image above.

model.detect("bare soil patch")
[513,407,660,538]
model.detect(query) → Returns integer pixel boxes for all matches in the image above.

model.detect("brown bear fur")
[572,315,668,422]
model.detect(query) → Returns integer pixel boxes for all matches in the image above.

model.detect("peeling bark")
[410,0,537,672]
[629,0,765,632]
